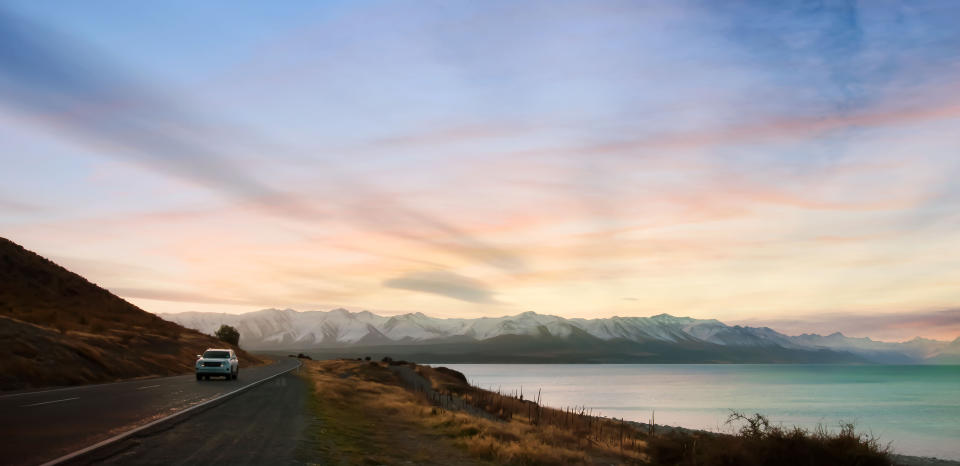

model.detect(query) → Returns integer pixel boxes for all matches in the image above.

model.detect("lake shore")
[441,363,960,461]
[297,357,914,465]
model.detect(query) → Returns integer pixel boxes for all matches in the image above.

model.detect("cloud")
[0,8,524,272]
[0,197,42,213]
[111,287,255,305]
[505,100,960,162]
[0,8,282,202]
[383,270,497,304]
[735,308,960,342]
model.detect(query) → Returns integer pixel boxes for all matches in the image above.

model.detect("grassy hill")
[0,237,263,390]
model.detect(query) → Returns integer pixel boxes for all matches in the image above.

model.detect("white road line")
[0,373,196,399]
[22,397,80,408]
[40,360,302,466]
[136,385,161,390]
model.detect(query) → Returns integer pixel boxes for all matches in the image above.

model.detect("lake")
[440,364,960,460]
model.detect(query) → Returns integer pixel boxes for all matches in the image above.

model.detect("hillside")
[0,237,263,390]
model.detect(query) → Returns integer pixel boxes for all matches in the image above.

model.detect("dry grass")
[302,359,892,466]
[303,359,647,465]
[301,359,487,465]
[0,315,266,390]
[0,237,265,390]
[644,412,891,466]
[416,363,649,465]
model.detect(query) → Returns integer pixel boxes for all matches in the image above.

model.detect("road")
[70,371,311,466]
[0,357,301,466]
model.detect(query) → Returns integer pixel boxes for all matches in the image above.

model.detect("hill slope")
[0,237,262,390]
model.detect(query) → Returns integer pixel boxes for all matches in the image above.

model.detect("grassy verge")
[300,358,489,465]
[300,358,892,465]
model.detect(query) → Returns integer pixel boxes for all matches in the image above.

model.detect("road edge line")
[39,360,303,466]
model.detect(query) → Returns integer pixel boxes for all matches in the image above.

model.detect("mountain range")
[160,308,960,364]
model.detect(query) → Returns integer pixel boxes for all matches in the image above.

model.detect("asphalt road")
[74,371,311,466]
[0,357,301,466]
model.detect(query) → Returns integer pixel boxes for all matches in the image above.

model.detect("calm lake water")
[440,364,960,460]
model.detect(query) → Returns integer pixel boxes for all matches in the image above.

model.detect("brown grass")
[301,359,892,466]
[0,237,266,390]
[644,412,891,466]
[302,359,647,465]
[301,359,488,465]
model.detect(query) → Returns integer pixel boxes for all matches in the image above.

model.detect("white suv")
[196,348,239,380]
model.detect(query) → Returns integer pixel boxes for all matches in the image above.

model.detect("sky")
[1,1,959,342]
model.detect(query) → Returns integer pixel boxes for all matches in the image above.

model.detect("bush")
[215,324,240,346]
[646,411,891,466]
[435,367,468,384]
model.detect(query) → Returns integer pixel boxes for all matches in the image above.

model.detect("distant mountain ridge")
[160,308,960,364]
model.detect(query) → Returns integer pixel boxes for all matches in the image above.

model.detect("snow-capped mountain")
[158,308,956,364]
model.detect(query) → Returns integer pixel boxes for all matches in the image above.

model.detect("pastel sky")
[2,1,959,341]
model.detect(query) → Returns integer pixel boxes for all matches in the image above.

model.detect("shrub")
[215,324,240,346]
[435,367,468,384]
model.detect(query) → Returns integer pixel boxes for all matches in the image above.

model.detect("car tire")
[196,373,201,381]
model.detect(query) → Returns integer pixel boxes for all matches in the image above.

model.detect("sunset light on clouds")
[2,1,959,341]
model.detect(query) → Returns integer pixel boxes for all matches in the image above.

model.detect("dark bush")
[646,411,891,466]
[435,367,468,384]
[215,324,240,346]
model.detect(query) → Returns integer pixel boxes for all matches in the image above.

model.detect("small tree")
[215,324,240,346]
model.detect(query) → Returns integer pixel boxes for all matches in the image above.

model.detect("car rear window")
[203,350,230,359]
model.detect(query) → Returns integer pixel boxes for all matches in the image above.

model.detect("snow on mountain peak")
[157,308,954,363]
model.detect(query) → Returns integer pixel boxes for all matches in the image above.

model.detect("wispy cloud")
[735,309,960,342]
[111,287,255,306]
[0,9,276,202]
[1,2,958,337]
[0,197,42,213]
[0,7,523,272]
[383,270,498,304]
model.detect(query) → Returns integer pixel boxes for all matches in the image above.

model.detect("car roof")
[204,348,233,352]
